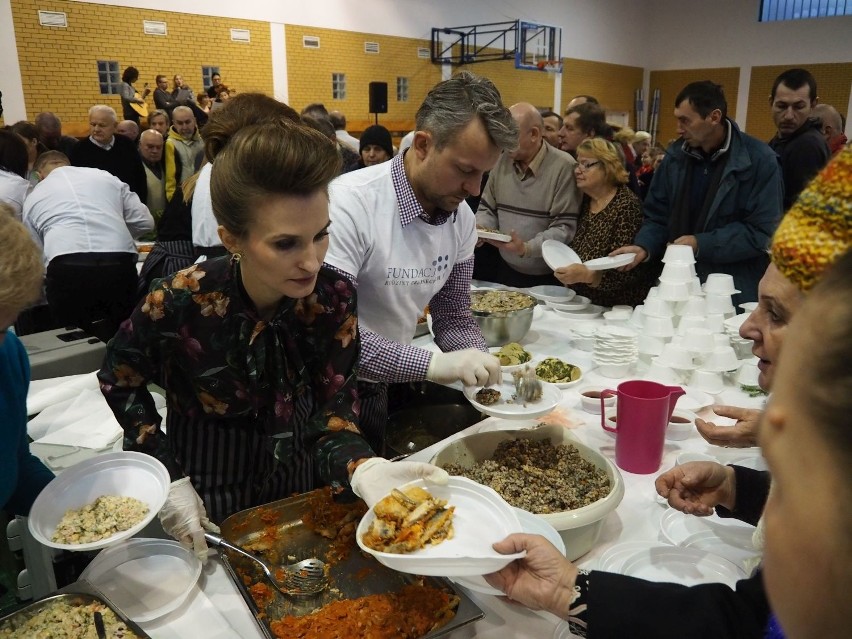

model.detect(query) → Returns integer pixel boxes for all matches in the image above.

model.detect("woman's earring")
[230,252,242,265]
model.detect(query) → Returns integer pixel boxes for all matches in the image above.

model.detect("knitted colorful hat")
[771,144,852,291]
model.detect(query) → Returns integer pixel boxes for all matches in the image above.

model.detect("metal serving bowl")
[470,291,536,347]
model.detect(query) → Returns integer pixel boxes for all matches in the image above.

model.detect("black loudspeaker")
[369,82,388,114]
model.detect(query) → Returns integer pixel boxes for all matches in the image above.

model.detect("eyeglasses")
[575,161,601,172]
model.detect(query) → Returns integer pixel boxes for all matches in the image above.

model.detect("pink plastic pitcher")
[600,380,684,474]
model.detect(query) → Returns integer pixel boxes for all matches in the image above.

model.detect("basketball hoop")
[540,60,562,74]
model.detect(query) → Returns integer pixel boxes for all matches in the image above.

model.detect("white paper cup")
[659,343,696,369]
[704,273,739,295]
[657,280,691,302]
[667,409,697,441]
[643,297,674,318]
[659,262,696,283]
[662,244,696,264]
[642,314,675,338]
[682,328,716,353]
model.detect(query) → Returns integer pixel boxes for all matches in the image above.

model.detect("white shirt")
[326,160,477,345]
[0,170,32,220]
[191,163,221,248]
[22,166,154,266]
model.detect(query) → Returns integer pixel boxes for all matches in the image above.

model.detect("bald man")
[139,129,166,227]
[116,120,139,142]
[474,102,581,287]
[813,103,848,155]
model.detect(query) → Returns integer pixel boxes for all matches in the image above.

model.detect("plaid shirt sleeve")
[429,255,487,353]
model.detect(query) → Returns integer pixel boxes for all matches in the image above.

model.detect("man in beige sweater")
[474,102,581,287]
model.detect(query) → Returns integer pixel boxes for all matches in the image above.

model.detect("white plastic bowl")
[666,409,697,441]
[80,538,201,622]
[430,424,625,561]
[28,452,170,552]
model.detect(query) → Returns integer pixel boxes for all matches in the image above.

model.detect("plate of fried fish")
[356,477,524,576]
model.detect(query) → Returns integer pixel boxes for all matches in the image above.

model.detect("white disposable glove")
[350,457,450,509]
[426,349,501,387]
[158,477,220,564]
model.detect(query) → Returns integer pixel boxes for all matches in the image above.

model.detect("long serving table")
[141,301,767,637]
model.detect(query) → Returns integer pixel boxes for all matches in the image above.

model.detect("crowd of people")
[2,62,850,639]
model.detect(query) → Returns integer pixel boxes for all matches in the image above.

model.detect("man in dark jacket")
[612,81,783,304]
[767,68,830,211]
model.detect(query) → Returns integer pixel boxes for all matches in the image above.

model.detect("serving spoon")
[204,532,328,597]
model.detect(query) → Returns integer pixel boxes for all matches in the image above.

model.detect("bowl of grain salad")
[470,290,537,347]
[28,452,170,552]
[430,423,624,560]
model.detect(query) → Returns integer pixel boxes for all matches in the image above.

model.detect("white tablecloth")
[106,302,768,637]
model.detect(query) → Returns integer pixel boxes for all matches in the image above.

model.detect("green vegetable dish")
[495,342,531,366]
[740,384,768,397]
[535,358,581,384]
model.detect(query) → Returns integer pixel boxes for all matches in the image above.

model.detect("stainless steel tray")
[0,581,151,637]
[217,489,484,639]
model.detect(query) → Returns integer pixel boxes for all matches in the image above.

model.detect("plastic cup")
[659,262,695,283]
[642,314,675,338]
[657,280,691,302]
[705,293,735,314]
[690,369,724,394]
[643,297,674,318]
[659,343,696,369]
[666,409,697,441]
[676,296,707,318]
[704,273,739,295]
[703,346,740,372]
[682,328,715,354]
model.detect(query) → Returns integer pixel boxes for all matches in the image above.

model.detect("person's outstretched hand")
[484,533,578,618]
[609,245,647,271]
[426,349,501,387]
[696,405,762,448]
[655,461,736,516]
[350,457,449,509]
[159,477,220,564]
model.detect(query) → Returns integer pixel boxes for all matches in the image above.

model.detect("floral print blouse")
[98,257,375,495]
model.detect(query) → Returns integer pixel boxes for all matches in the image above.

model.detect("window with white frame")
[97,60,120,94]
[396,77,409,102]
[760,0,851,21]
[332,73,346,100]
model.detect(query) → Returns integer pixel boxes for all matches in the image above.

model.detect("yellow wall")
[648,68,741,146]
[284,24,439,136]
[747,62,852,142]
[9,0,272,134]
[562,58,645,127]
[457,59,555,111]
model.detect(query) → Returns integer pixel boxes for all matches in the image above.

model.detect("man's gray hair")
[89,104,117,122]
[415,71,518,152]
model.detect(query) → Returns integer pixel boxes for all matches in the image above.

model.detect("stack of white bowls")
[570,320,599,352]
[723,312,754,359]
[702,274,739,319]
[594,325,639,378]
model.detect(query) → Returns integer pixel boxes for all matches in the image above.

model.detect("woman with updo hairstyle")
[99,120,374,559]
[552,137,657,306]
[138,93,301,296]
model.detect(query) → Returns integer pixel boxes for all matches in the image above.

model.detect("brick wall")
[648,68,741,146]
[747,62,852,142]
[9,0,272,135]
[284,24,439,137]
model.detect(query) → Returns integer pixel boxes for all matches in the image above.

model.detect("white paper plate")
[676,388,714,412]
[80,538,202,622]
[28,452,170,552]
[682,531,761,571]
[464,379,562,420]
[542,240,582,270]
[546,296,591,311]
[477,229,512,242]
[599,542,745,587]
[356,477,524,577]
[583,254,635,271]
[527,285,576,303]
[551,305,604,320]
[660,508,756,550]
[450,507,566,596]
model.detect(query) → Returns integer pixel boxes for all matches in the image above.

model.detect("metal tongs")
[514,365,542,403]
[205,532,328,597]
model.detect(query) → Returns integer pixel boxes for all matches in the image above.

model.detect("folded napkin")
[27,371,100,416]
[28,388,122,449]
